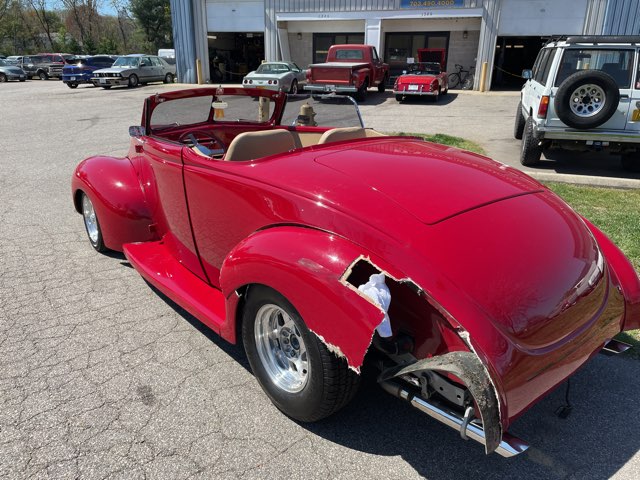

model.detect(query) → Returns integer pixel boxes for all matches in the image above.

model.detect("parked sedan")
[242,62,306,93]
[91,54,176,89]
[394,62,449,102]
[62,55,118,88]
[0,59,27,82]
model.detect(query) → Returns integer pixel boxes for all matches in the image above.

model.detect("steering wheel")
[179,130,227,155]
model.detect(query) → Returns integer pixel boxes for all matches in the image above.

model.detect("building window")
[313,33,365,64]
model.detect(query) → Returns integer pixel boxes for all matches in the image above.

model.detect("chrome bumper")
[394,89,438,96]
[534,125,640,143]
[305,83,358,93]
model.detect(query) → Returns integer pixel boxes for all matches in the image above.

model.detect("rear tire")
[289,79,298,94]
[242,285,359,422]
[0,73,7,83]
[356,79,369,102]
[66,82,78,89]
[377,75,387,93]
[520,117,543,166]
[163,73,174,84]
[514,101,526,139]
[395,94,403,102]
[101,85,111,89]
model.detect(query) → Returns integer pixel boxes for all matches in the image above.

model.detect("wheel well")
[234,284,251,349]
[73,189,83,213]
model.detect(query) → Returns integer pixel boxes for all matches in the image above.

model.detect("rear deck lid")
[314,139,543,225]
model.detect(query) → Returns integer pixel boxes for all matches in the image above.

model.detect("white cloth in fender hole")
[358,273,392,337]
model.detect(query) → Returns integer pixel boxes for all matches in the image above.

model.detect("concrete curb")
[527,171,640,189]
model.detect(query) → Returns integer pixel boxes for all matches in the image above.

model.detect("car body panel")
[72,86,640,452]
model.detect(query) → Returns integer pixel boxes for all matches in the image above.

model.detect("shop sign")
[400,0,465,8]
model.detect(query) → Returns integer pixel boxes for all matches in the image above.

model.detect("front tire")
[242,285,359,422]
[128,74,139,88]
[0,73,7,83]
[514,101,526,139]
[520,117,543,166]
[81,192,107,252]
[38,71,48,80]
[66,82,78,89]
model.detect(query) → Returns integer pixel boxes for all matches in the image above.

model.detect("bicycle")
[448,64,475,90]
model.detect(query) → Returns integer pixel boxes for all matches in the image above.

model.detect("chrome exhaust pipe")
[380,380,529,458]
[600,339,632,356]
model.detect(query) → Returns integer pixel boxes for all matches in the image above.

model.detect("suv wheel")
[520,117,543,166]
[38,71,48,80]
[555,70,619,129]
[514,101,526,139]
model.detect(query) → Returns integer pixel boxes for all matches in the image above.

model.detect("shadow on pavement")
[533,150,640,181]
[395,92,459,106]
[139,275,640,478]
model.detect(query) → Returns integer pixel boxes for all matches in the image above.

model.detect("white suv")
[516,36,640,171]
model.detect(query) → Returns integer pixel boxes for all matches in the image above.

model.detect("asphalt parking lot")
[1,80,639,479]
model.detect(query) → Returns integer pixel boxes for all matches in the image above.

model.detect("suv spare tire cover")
[555,70,620,129]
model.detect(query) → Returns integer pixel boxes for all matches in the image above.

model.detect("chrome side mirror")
[521,69,533,80]
[129,125,145,138]
[402,70,407,74]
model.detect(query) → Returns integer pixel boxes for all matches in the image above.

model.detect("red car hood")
[314,139,543,225]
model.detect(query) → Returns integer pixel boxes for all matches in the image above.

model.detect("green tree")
[97,36,117,53]
[130,0,172,52]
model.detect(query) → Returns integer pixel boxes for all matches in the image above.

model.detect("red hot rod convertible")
[72,87,640,457]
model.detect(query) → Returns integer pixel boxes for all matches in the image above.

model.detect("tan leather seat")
[224,130,297,161]
[317,127,386,145]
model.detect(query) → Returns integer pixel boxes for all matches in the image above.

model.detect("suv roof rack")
[566,35,640,44]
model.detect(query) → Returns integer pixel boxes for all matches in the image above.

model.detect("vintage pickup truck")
[305,44,389,101]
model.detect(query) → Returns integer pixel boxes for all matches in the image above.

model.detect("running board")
[379,380,529,457]
[123,240,227,334]
[600,339,632,356]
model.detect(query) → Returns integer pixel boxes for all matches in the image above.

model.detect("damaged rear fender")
[219,226,398,369]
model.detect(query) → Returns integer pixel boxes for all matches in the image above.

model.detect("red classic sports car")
[393,62,449,102]
[72,87,640,457]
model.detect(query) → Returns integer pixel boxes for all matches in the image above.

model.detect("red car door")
[136,136,208,282]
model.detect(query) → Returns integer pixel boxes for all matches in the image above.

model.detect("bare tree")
[26,0,57,49]
[59,0,100,47]
[111,0,129,51]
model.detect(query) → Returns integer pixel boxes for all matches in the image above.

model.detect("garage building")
[169,0,640,90]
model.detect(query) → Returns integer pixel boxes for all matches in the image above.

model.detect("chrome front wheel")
[81,192,106,252]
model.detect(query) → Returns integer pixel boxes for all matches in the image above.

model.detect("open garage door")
[492,36,545,91]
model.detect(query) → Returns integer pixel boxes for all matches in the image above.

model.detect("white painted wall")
[206,0,265,32]
[498,0,589,36]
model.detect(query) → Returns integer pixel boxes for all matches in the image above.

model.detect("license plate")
[99,79,106,84]
[325,85,336,91]
[632,109,640,122]
[408,85,419,91]
[70,76,76,81]
[256,86,265,89]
